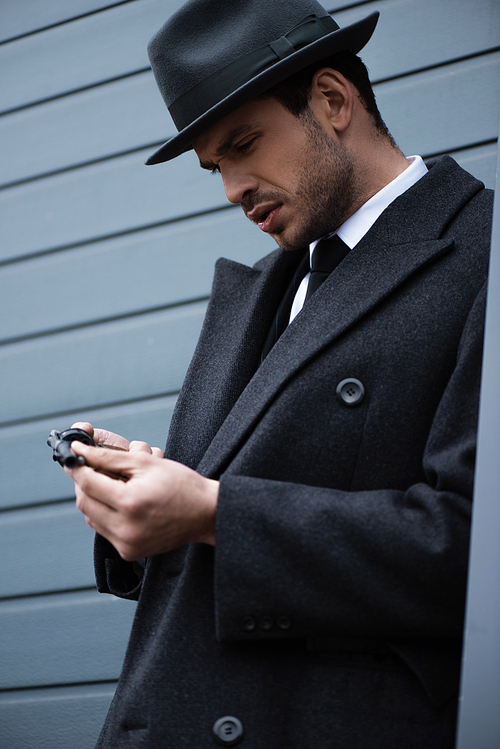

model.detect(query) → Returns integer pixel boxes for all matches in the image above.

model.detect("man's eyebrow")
[215,123,256,157]
[198,123,257,170]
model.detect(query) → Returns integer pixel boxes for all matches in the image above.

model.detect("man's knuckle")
[121,496,140,516]
[78,472,93,492]
[130,440,152,454]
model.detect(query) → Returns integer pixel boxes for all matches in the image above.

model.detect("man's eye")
[236,138,255,153]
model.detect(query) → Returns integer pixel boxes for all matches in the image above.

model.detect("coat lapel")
[196,156,484,478]
[165,246,301,468]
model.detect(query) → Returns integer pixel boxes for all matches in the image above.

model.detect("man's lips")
[246,202,282,233]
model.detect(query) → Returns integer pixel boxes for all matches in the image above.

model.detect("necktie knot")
[305,235,350,302]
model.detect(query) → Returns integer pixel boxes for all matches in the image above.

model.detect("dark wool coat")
[94,156,492,748]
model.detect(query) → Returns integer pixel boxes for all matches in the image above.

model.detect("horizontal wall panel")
[3,5,500,185]
[0,397,177,510]
[2,52,499,263]
[0,70,167,187]
[0,502,95,598]
[0,683,115,749]
[377,51,500,158]
[340,0,500,78]
[452,142,498,191]
[0,0,183,113]
[1,0,497,115]
[0,147,227,262]
[0,209,269,342]
[0,301,206,424]
[0,589,135,688]
[0,0,128,42]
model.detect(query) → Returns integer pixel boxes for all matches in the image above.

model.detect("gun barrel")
[56,440,86,467]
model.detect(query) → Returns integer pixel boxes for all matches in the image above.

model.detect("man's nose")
[221,168,258,205]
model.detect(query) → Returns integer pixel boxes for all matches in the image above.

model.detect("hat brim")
[146,11,379,164]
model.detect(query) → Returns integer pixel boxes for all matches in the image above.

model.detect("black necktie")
[260,250,310,362]
[304,235,350,303]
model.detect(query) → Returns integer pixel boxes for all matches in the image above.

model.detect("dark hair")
[263,50,395,144]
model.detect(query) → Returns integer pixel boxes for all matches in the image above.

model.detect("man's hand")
[65,425,218,560]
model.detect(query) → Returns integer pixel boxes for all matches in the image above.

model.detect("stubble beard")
[273,110,358,252]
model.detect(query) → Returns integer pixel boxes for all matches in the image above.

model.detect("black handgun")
[47,427,128,480]
[47,427,96,468]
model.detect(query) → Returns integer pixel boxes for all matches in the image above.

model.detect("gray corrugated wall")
[0,1,498,746]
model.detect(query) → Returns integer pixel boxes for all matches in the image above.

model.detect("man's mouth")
[246,203,282,233]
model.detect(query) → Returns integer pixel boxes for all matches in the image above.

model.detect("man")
[66,0,493,746]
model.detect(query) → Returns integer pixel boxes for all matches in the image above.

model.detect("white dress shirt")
[289,155,428,323]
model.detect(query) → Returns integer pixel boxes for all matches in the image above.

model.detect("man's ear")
[309,68,354,133]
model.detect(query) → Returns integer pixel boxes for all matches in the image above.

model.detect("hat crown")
[148,0,332,108]
[145,0,379,162]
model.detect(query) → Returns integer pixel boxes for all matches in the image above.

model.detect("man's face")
[193,96,358,250]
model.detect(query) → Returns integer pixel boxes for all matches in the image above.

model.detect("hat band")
[168,13,339,132]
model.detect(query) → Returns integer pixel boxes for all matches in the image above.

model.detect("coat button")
[336,378,365,407]
[259,615,274,631]
[240,616,256,632]
[213,716,244,746]
[277,615,292,630]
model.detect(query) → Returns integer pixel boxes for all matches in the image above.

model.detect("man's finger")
[69,462,128,511]
[75,485,120,535]
[71,421,94,438]
[71,421,131,450]
[93,429,131,450]
[129,440,153,454]
[75,483,145,560]
[68,442,135,489]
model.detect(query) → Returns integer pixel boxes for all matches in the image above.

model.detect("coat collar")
[171,156,484,476]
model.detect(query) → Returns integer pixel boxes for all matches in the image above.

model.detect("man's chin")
[273,234,310,252]
[269,226,306,252]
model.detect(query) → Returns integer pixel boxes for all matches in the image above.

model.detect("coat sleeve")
[93,533,144,600]
[213,284,487,643]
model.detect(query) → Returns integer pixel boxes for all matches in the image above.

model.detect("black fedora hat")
[146,0,379,164]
